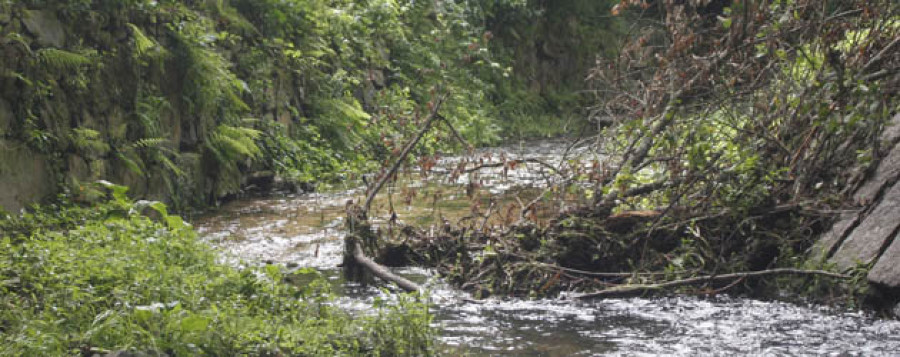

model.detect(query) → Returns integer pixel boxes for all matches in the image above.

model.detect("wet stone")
[879,112,900,148]
[855,142,900,205]
[808,212,859,262]
[831,183,900,270]
[868,232,900,288]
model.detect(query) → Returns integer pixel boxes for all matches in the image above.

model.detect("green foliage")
[255,120,346,183]
[2,0,612,210]
[70,128,110,158]
[470,0,624,138]
[127,23,167,62]
[35,48,92,72]
[0,191,434,356]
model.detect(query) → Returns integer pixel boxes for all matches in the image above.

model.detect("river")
[193,139,900,356]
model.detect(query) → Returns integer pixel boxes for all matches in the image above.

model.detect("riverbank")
[0,183,433,356]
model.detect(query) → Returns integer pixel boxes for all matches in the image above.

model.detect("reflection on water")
[193,139,900,356]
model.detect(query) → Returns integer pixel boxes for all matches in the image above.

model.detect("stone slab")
[0,139,55,213]
[880,112,900,147]
[854,142,900,204]
[0,98,12,134]
[869,232,900,288]
[808,212,859,262]
[831,182,900,270]
[21,10,66,48]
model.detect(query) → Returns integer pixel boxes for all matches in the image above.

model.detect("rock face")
[809,212,859,262]
[854,143,900,205]
[0,98,12,134]
[870,234,900,287]
[829,183,900,269]
[0,140,56,213]
[817,113,900,289]
[21,10,66,47]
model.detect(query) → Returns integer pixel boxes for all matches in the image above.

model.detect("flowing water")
[193,139,900,356]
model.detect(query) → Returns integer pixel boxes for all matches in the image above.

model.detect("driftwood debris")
[342,93,447,293]
[350,241,421,292]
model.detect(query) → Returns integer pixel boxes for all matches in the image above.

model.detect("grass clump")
[0,185,433,356]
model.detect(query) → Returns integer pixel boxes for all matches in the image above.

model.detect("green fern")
[206,124,262,162]
[36,48,91,72]
[127,23,167,60]
[115,151,145,176]
[135,94,171,138]
[173,32,249,125]
[70,128,110,158]
[153,152,185,177]
[116,137,185,178]
[317,98,370,149]
[206,0,259,35]
[124,137,169,151]
[4,32,34,56]
[0,69,32,86]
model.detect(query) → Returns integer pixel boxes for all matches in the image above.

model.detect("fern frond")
[153,153,184,177]
[330,99,371,122]
[0,69,33,86]
[115,151,145,176]
[4,32,34,55]
[208,0,260,35]
[71,128,110,157]
[205,125,262,165]
[136,94,171,137]
[127,23,167,59]
[126,137,169,151]
[36,48,91,71]
[173,32,247,122]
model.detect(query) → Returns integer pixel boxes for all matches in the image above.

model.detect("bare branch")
[572,268,850,299]
[364,94,447,213]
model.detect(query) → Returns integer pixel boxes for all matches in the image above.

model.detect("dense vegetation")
[0,183,431,355]
[0,1,626,355]
[2,0,899,354]
[347,0,899,310]
[0,0,623,211]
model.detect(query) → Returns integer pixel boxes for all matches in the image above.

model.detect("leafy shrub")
[0,185,434,356]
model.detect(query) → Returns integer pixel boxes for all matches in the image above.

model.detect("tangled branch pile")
[351,0,899,301]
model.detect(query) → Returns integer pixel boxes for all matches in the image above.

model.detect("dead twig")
[364,94,447,213]
[571,268,849,299]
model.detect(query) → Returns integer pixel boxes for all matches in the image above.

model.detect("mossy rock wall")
[0,2,300,211]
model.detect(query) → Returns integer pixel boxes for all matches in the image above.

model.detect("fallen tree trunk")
[351,241,421,293]
[571,268,850,299]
